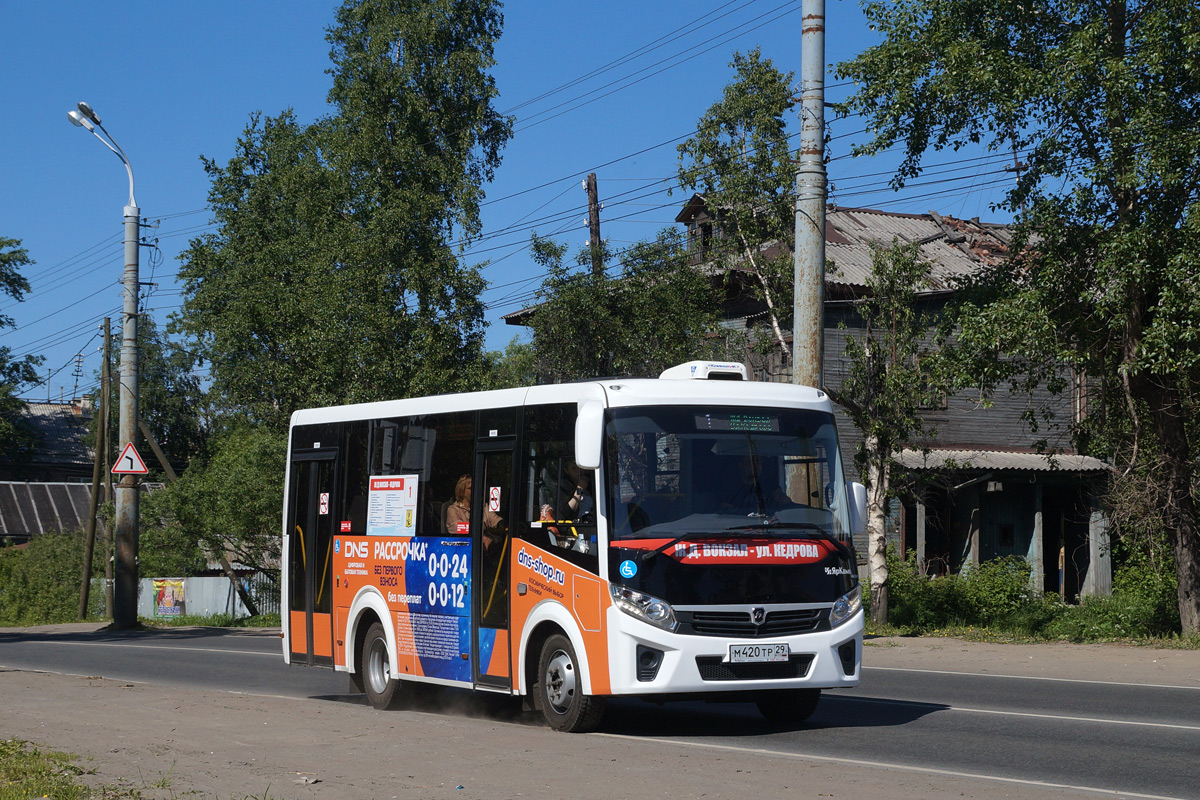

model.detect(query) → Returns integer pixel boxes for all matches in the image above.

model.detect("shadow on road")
[0,625,280,645]
[306,685,948,737]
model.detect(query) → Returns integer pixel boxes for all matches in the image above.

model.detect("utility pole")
[793,0,827,389]
[585,172,603,276]
[78,324,106,620]
[101,321,114,618]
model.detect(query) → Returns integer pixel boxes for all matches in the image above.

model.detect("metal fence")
[136,572,280,620]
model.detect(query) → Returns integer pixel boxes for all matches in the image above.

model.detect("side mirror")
[846,481,867,536]
[574,400,604,470]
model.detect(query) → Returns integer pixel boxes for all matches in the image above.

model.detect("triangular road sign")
[111,442,149,475]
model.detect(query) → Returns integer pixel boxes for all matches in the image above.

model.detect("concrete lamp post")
[67,101,141,629]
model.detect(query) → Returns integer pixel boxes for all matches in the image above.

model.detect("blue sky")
[0,1,1015,402]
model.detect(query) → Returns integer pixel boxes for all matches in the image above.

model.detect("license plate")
[728,643,790,663]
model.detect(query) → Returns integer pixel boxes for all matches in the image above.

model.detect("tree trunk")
[865,438,890,625]
[1145,382,1200,633]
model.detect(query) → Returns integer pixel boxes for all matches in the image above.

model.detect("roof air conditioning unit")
[658,361,748,381]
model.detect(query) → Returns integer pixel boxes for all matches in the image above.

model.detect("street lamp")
[68,101,141,629]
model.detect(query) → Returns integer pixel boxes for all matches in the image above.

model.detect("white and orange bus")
[282,361,865,731]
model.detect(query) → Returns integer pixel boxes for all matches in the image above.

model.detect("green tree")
[178,0,511,430]
[826,242,945,624]
[93,317,208,475]
[481,337,537,390]
[150,424,287,576]
[676,48,796,360]
[837,0,1200,631]
[0,238,43,461]
[526,230,725,382]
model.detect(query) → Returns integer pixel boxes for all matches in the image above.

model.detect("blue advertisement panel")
[395,537,473,683]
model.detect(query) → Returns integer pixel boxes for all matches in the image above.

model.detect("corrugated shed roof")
[0,481,93,542]
[895,448,1109,473]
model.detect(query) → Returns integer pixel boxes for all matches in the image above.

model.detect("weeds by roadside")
[140,613,280,629]
[0,738,90,800]
[0,738,284,800]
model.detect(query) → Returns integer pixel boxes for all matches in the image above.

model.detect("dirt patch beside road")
[864,634,1200,686]
[2,627,1197,799]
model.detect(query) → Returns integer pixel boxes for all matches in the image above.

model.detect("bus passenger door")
[287,449,338,666]
[474,446,514,687]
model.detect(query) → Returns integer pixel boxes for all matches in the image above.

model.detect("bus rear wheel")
[755,688,820,725]
[537,634,605,732]
[362,621,405,710]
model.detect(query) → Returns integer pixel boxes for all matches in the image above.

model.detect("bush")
[885,547,1048,631]
[962,556,1040,625]
[1044,553,1180,640]
[0,531,101,626]
[883,540,1187,641]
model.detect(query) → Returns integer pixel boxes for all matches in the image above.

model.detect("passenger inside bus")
[445,474,504,550]
[537,457,595,553]
[538,458,593,522]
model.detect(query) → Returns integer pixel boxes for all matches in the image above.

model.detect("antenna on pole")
[72,353,84,401]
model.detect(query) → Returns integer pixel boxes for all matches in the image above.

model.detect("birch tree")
[827,242,944,624]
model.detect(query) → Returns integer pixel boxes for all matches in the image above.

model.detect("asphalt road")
[2,626,1198,799]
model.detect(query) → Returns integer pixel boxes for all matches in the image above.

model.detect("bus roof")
[289,372,831,428]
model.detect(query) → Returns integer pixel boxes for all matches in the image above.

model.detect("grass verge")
[139,612,281,628]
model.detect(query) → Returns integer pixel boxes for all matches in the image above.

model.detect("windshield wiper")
[725,521,825,533]
[724,521,849,547]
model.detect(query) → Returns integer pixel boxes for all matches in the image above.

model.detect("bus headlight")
[829,585,862,628]
[610,585,677,632]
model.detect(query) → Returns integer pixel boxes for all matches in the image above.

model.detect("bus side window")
[342,422,370,534]
[523,403,599,575]
[423,412,474,536]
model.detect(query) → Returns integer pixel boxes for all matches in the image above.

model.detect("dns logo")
[344,540,369,559]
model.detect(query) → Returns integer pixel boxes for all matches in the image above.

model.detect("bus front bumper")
[603,606,863,696]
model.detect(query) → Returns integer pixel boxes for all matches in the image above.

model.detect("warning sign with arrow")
[112,442,149,475]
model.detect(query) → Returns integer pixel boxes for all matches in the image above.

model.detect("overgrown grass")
[141,612,281,628]
[0,738,91,800]
[870,546,1198,648]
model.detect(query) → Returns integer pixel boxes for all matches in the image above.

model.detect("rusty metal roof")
[826,207,1011,291]
[502,201,1014,323]
[895,448,1108,473]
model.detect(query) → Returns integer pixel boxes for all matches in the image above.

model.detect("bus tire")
[755,688,820,725]
[362,621,405,710]
[537,633,605,732]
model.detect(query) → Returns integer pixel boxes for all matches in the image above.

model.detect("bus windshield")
[606,405,850,541]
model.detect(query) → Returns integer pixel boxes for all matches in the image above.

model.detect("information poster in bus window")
[366,475,419,536]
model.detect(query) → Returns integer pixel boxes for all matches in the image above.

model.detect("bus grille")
[695,654,813,681]
[677,608,828,637]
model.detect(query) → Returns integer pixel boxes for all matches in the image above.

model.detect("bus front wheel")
[537,633,605,732]
[362,621,405,710]
[755,688,820,725]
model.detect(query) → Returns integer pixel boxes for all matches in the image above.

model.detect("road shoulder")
[863,634,1200,687]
